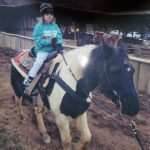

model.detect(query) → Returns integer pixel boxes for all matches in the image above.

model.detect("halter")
[101,48,122,109]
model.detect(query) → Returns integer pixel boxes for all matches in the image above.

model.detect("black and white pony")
[11,36,139,150]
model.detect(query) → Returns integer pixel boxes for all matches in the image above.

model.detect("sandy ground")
[0,47,150,150]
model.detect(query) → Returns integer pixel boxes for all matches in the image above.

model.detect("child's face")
[44,12,54,23]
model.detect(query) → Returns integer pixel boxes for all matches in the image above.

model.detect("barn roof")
[0,0,40,7]
[0,0,150,15]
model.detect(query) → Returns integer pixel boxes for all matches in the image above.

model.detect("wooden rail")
[127,45,150,56]
[129,55,150,95]
[0,32,77,50]
[0,32,150,95]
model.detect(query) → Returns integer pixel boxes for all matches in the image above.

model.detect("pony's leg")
[34,94,51,144]
[14,95,24,120]
[55,114,72,150]
[75,113,91,150]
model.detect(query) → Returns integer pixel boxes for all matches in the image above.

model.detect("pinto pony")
[11,35,139,150]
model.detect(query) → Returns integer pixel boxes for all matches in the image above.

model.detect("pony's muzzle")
[120,97,140,116]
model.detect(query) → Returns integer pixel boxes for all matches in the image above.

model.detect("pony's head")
[83,33,139,116]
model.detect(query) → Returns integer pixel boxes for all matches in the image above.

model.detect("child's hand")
[51,37,57,47]
[55,44,63,54]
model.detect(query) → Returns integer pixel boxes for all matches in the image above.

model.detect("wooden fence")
[0,32,77,50]
[127,44,150,57]
[129,56,150,95]
[0,32,150,95]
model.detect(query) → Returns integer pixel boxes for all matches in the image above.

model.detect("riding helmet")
[40,2,54,15]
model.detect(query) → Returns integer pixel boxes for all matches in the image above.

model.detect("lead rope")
[130,119,145,150]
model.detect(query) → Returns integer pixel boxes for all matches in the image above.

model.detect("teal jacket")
[33,22,63,54]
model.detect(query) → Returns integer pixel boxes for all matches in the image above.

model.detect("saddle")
[11,47,58,95]
[12,47,58,76]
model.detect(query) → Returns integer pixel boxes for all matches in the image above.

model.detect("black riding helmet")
[40,2,54,15]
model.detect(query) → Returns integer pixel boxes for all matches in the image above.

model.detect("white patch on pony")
[78,55,88,67]
[127,67,131,72]
[113,90,118,96]
[86,93,92,103]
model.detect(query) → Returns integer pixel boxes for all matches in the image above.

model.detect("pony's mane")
[65,45,96,61]
[53,45,96,67]
[56,44,95,59]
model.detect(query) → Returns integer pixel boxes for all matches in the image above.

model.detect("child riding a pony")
[23,2,63,88]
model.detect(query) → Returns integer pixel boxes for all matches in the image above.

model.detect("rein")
[62,53,92,101]
[102,50,121,108]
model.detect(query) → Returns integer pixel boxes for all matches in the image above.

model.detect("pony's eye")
[125,64,135,74]
[110,66,121,74]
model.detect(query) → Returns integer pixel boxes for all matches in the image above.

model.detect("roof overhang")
[0,0,150,15]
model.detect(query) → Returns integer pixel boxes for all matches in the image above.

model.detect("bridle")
[101,48,122,108]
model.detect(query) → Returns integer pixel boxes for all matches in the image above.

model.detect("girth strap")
[52,74,81,102]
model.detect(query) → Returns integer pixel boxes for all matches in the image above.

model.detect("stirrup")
[24,73,42,96]
[30,89,39,96]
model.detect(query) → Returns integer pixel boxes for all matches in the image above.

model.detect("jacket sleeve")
[55,24,63,44]
[33,23,52,48]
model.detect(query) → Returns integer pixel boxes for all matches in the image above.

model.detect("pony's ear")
[93,31,104,44]
[103,33,120,48]
[94,31,104,37]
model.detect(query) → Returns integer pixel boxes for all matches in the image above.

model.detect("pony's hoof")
[42,133,51,144]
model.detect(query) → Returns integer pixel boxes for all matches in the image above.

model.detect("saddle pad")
[19,51,35,70]
[11,50,30,78]
[11,50,53,78]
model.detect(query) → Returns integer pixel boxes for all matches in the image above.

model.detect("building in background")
[1,0,150,44]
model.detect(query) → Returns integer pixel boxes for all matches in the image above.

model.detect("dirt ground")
[0,47,150,150]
